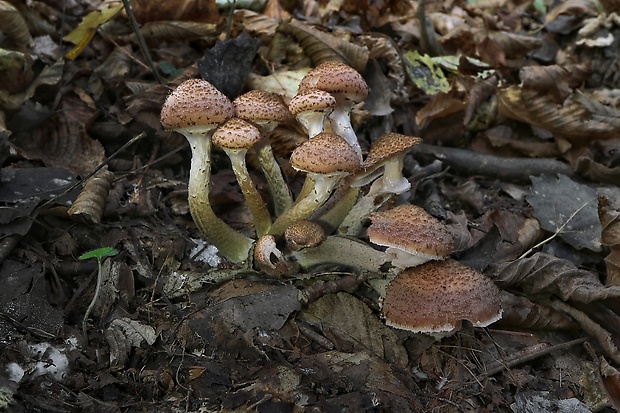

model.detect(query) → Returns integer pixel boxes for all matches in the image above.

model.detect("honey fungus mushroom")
[160,79,253,263]
[268,132,361,236]
[298,61,369,160]
[381,259,503,334]
[367,204,454,271]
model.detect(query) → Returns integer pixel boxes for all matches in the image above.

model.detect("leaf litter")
[2,0,620,411]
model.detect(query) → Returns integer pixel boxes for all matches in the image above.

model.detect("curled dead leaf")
[598,195,620,285]
[68,169,114,224]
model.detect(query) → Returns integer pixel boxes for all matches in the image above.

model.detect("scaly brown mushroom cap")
[284,219,326,251]
[212,118,262,150]
[290,132,360,175]
[298,61,369,103]
[161,78,234,131]
[233,90,290,126]
[382,259,503,334]
[367,204,454,268]
[289,88,337,116]
[362,133,423,170]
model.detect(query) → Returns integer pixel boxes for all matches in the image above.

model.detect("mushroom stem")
[366,156,410,197]
[255,142,294,216]
[314,185,360,234]
[290,235,390,272]
[328,103,362,161]
[224,148,272,237]
[337,191,392,237]
[186,135,254,263]
[268,175,341,236]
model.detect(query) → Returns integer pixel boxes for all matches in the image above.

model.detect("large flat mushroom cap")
[382,259,503,333]
[233,90,290,123]
[367,204,454,260]
[298,61,369,102]
[290,132,360,175]
[160,79,234,131]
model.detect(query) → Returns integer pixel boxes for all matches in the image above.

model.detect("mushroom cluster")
[160,61,502,335]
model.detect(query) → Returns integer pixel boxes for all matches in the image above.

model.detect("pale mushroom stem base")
[187,137,254,263]
[256,144,294,216]
[268,176,340,236]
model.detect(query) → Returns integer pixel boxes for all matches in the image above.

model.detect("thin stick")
[120,0,164,84]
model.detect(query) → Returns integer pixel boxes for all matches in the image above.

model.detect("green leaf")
[403,50,450,95]
[79,247,119,261]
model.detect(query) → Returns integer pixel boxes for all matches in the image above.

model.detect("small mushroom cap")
[367,204,454,263]
[382,259,503,333]
[160,78,234,131]
[233,90,290,124]
[298,61,369,103]
[212,118,262,150]
[290,132,361,175]
[284,219,326,251]
[362,133,423,170]
[289,88,337,116]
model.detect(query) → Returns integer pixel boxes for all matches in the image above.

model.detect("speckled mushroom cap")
[362,133,423,170]
[298,61,369,103]
[160,78,234,131]
[289,88,337,116]
[212,118,262,150]
[367,204,454,265]
[233,90,290,124]
[381,259,503,333]
[284,219,326,251]
[290,132,361,175]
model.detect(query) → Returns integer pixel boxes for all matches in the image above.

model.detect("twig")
[120,0,164,84]
[479,337,588,377]
[412,143,574,182]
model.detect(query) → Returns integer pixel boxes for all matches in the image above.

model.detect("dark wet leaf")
[197,33,260,100]
[527,174,601,251]
[489,252,620,303]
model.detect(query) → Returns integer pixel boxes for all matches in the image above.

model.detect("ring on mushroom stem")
[212,118,272,237]
[381,259,503,335]
[298,61,369,161]
[367,204,454,271]
[233,90,294,216]
[160,78,253,263]
[289,88,337,138]
[268,132,361,236]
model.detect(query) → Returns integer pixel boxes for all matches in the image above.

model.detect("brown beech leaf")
[497,290,577,330]
[301,292,407,369]
[139,21,218,45]
[277,19,369,73]
[598,195,620,285]
[519,64,590,102]
[10,95,105,176]
[489,252,620,303]
[416,89,467,129]
[498,86,620,142]
[131,0,219,23]
[0,1,32,50]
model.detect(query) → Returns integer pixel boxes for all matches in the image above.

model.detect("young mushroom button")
[367,204,454,271]
[268,132,361,236]
[284,219,326,251]
[160,79,253,263]
[381,259,503,335]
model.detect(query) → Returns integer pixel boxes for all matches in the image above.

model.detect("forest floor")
[1,0,620,412]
